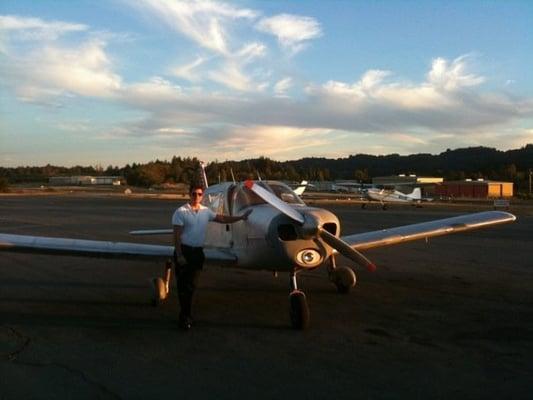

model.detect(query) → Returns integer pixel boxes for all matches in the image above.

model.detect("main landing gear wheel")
[150,260,172,306]
[289,290,310,330]
[331,266,356,294]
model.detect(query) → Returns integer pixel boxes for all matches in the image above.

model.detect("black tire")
[333,266,356,294]
[289,290,310,330]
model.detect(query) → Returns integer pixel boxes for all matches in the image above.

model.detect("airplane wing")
[0,233,237,264]
[340,211,516,251]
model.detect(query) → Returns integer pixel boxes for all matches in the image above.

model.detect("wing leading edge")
[0,233,236,265]
[340,211,516,251]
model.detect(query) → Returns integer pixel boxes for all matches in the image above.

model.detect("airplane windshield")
[233,181,304,212]
[234,186,267,211]
[264,182,304,205]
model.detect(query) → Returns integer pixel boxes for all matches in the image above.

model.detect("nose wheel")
[289,271,310,330]
[151,260,172,306]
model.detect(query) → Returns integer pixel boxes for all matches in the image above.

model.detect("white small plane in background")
[0,176,516,329]
[292,180,310,196]
[362,187,422,209]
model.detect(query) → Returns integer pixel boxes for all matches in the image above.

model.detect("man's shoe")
[178,315,193,330]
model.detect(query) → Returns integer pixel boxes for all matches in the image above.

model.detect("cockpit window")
[233,186,266,212]
[233,181,304,212]
[266,182,305,205]
[202,191,225,214]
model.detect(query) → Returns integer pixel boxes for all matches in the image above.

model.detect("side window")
[233,188,249,213]
[203,191,225,214]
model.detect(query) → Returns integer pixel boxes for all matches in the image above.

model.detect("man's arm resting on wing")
[214,209,252,224]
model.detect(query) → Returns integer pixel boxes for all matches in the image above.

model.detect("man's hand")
[241,209,253,221]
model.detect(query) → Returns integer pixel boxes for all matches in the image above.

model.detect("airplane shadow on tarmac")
[0,311,289,332]
[0,279,291,331]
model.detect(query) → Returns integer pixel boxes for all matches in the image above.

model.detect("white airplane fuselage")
[202,182,339,272]
[366,187,421,204]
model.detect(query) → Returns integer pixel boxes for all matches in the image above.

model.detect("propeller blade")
[245,180,305,224]
[319,228,377,272]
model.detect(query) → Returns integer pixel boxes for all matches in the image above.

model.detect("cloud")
[0,14,87,41]
[256,14,322,53]
[134,1,271,91]
[4,39,122,102]
[125,77,182,104]
[208,61,269,92]
[172,56,207,82]
[235,42,267,64]
[133,0,257,55]
[108,54,532,160]
[274,77,292,96]
[427,55,485,91]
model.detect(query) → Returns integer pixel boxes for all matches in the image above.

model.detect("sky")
[1,0,532,167]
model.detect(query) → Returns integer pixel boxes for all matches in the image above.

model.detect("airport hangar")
[372,175,513,199]
[435,179,514,199]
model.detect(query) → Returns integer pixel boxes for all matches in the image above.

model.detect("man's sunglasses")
[191,192,203,197]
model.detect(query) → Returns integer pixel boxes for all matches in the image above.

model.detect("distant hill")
[1,145,532,192]
[285,145,533,180]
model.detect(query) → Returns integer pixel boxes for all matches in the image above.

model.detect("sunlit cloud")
[1,7,531,164]
[427,55,485,91]
[0,14,87,41]
[133,0,257,55]
[256,14,322,53]
[208,62,267,92]
[109,54,532,159]
[125,77,182,103]
[4,39,122,102]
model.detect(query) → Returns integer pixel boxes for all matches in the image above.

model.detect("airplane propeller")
[244,180,377,272]
[244,180,304,224]
[317,228,376,272]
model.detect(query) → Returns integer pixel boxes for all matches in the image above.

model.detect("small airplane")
[362,187,423,209]
[292,180,310,196]
[0,176,516,329]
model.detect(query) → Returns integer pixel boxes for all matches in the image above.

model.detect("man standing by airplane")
[173,184,252,330]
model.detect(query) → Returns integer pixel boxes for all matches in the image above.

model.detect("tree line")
[1,145,531,193]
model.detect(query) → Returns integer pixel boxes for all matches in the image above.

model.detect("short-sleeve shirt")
[172,203,217,247]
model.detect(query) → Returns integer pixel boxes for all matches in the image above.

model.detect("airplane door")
[203,188,233,248]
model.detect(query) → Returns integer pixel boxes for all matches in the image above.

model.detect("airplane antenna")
[230,168,236,183]
[257,170,262,181]
[200,161,209,188]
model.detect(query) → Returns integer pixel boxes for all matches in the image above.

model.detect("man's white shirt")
[172,203,216,247]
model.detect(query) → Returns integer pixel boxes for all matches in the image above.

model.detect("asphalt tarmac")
[1,194,532,399]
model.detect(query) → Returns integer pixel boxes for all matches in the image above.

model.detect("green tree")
[0,176,9,192]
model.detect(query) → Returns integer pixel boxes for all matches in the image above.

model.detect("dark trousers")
[174,244,205,318]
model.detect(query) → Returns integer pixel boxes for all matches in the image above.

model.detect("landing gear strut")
[288,270,310,330]
[327,256,356,294]
[151,260,172,306]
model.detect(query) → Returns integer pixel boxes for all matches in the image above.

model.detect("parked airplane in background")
[293,180,310,196]
[0,177,516,329]
[362,187,422,209]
